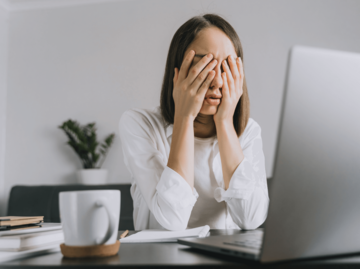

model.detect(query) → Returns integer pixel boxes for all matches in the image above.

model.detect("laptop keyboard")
[223,230,263,250]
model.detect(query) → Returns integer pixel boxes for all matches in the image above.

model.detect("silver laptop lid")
[261,46,360,262]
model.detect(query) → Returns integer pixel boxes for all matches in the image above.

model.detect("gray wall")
[0,3,9,215]
[1,0,360,215]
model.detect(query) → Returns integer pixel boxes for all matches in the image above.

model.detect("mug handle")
[94,199,117,245]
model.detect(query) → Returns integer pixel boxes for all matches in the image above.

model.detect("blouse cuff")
[214,157,256,202]
[156,166,199,210]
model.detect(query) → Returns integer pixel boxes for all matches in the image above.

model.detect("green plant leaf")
[59,120,115,169]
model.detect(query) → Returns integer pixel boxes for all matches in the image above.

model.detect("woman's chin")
[199,104,218,115]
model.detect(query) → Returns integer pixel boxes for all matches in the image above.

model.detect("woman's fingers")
[222,59,235,96]
[221,72,230,98]
[237,57,244,83]
[178,50,195,82]
[236,57,244,97]
[228,56,240,81]
[187,53,214,84]
[191,58,217,92]
[197,70,216,97]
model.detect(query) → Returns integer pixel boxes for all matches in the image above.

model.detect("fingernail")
[237,57,241,62]
[208,53,213,58]
[223,60,227,65]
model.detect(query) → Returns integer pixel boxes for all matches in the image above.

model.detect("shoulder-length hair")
[160,14,250,137]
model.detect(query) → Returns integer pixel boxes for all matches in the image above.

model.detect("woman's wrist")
[168,113,195,190]
[214,117,234,132]
[174,114,195,126]
[215,117,244,190]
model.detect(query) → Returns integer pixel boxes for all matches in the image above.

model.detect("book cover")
[0,216,44,227]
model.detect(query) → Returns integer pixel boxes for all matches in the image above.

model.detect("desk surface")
[2,229,360,268]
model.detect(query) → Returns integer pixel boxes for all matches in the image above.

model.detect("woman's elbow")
[161,219,188,231]
[232,198,269,230]
[153,210,188,230]
[151,201,189,231]
[238,216,266,230]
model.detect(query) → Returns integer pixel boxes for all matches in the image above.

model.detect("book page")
[120,225,210,243]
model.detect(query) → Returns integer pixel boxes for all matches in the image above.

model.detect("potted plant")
[59,119,115,185]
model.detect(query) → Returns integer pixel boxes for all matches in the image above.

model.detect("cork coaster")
[60,240,120,258]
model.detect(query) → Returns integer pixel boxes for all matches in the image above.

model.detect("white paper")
[0,223,62,237]
[0,243,60,263]
[120,225,210,243]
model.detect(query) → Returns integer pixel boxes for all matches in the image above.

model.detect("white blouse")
[119,106,269,231]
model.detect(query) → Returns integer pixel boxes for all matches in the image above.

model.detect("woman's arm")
[215,120,269,230]
[214,56,245,188]
[168,50,217,189]
[214,56,269,229]
[119,110,196,230]
[167,117,195,189]
[216,120,244,189]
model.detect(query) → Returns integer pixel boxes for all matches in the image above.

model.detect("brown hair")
[160,14,250,137]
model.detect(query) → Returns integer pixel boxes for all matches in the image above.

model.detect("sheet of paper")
[0,244,60,263]
[0,223,62,237]
[120,225,210,243]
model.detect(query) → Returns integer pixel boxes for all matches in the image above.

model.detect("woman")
[119,14,269,231]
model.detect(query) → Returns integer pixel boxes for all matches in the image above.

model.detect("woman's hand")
[173,50,217,121]
[214,56,245,190]
[214,55,244,125]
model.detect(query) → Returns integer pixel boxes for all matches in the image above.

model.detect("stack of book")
[0,217,63,263]
[0,216,44,231]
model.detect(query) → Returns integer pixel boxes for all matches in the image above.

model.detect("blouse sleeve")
[214,120,269,230]
[119,110,198,230]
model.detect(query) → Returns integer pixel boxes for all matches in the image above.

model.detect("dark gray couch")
[7,184,134,230]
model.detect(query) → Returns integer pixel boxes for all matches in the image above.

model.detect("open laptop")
[178,46,360,263]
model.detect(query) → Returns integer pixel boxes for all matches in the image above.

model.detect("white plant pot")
[76,169,108,185]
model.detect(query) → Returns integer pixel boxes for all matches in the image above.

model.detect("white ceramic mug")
[59,190,120,246]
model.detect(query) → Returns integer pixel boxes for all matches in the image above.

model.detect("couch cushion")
[7,184,134,230]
